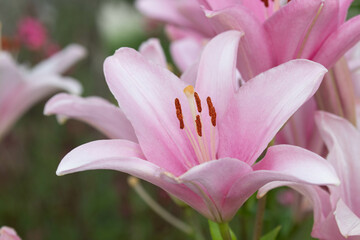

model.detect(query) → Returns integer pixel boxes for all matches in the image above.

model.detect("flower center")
[174,85,217,165]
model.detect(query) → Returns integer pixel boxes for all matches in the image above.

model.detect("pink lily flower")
[0,227,21,240]
[259,112,360,239]
[137,0,360,81]
[0,44,86,140]
[54,31,339,223]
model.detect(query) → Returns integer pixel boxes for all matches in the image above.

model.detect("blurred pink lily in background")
[137,0,360,81]
[259,112,360,239]
[44,38,166,141]
[0,44,86,140]
[277,40,360,155]
[53,31,339,223]
[0,227,21,240]
[276,98,325,155]
[136,0,207,72]
[346,41,360,97]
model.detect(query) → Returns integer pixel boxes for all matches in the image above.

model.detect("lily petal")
[313,15,360,68]
[139,38,167,68]
[259,182,336,239]
[175,158,252,222]
[195,30,242,119]
[205,6,273,80]
[136,0,190,27]
[197,0,238,10]
[315,111,360,211]
[253,145,339,185]
[335,199,360,237]
[44,93,137,141]
[0,75,81,139]
[57,139,210,220]
[218,59,327,165]
[32,44,87,75]
[276,98,324,154]
[104,47,197,175]
[0,52,24,88]
[0,226,21,240]
[170,37,202,72]
[265,0,339,64]
[222,145,339,220]
[180,62,198,86]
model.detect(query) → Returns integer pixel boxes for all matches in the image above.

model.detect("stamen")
[211,111,217,127]
[175,98,184,129]
[194,92,202,113]
[176,86,216,164]
[195,115,202,137]
[206,97,217,127]
[260,0,269,7]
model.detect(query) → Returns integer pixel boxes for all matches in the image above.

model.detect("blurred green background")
[1,0,360,239]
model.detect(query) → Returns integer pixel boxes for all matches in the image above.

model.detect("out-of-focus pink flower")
[276,98,324,155]
[260,112,360,239]
[45,38,165,141]
[17,17,47,50]
[137,0,360,81]
[318,57,357,124]
[277,55,358,156]
[0,44,86,140]
[52,31,338,223]
[346,41,360,96]
[0,227,21,240]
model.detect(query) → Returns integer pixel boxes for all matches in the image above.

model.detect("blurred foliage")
[0,0,359,239]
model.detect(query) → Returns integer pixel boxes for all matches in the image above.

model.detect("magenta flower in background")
[17,17,48,51]
[53,31,338,223]
[0,227,21,240]
[0,44,86,140]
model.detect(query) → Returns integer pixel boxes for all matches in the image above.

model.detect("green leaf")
[208,221,237,240]
[260,226,282,240]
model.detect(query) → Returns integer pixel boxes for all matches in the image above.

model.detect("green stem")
[219,222,232,240]
[185,208,206,240]
[253,195,267,240]
[127,176,193,235]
